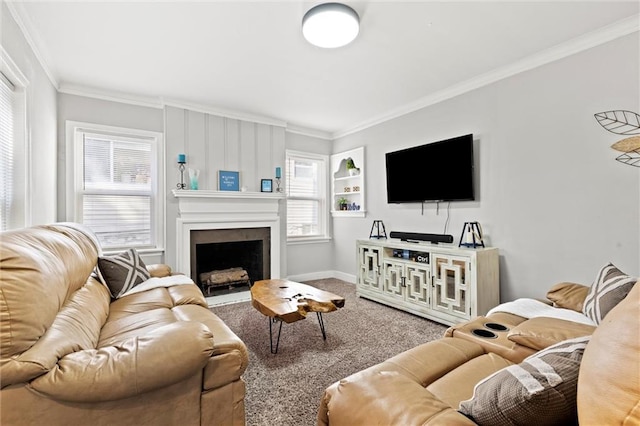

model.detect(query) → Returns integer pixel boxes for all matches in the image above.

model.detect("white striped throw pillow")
[459,335,591,426]
[582,263,637,325]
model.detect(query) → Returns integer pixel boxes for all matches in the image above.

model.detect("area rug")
[211,278,448,426]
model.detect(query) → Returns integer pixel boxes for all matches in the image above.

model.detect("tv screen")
[385,134,475,203]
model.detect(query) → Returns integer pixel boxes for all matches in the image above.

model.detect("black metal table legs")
[268,312,327,354]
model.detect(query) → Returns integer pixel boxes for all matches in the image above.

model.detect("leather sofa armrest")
[146,263,173,278]
[318,371,475,426]
[507,317,596,351]
[546,281,590,312]
[30,321,214,402]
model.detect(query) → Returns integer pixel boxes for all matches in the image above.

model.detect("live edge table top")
[250,279,345,324]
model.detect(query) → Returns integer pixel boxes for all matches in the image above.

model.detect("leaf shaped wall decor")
[615,150,640,167]
[594,110,640,135]
[611,136,640,153]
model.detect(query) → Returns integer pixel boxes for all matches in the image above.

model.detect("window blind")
[81,133,153,249]
[286,154,324,237]
[0,72,15,231]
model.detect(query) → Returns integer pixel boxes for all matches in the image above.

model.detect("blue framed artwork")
[261,179,273,192]
[218,170,240,191]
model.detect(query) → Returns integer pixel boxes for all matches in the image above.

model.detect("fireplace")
[173,189,283,306]
[191,227,270,296]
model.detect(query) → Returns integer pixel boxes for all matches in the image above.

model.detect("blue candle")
[275,167,281,178]
[178,154,186,163]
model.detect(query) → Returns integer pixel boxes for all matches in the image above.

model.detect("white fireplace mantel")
[172,189,284,286]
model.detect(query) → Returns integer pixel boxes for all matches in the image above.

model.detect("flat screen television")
[385,134,475,203]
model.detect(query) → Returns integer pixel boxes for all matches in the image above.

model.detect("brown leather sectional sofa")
[319,275,639,425]
[0,223,248,425]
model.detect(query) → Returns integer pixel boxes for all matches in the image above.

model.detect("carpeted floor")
[211,278,448,426]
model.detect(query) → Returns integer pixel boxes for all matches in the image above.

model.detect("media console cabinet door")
[431,254,471,320]
[358,244,382,292]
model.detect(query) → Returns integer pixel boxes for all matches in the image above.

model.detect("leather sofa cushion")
[578,280,640,425]
[323,370,476,426]
[546,281,590,312]
[1,276,110,387]
[426,353,512,408]
[0,224,100,365]
[30,321,214,402]
[507,317,595,351]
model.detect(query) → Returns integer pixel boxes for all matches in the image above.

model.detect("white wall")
[332,33,640,302]
[56,93,164,219]
[285,131,335,280]
[2,2,57,227]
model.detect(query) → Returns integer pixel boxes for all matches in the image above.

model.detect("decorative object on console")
[389,231,454,244]
[594,110,640,167]
[302,2,360,49]
[261,179,273,192]
[458,222,485,248]
[177,154,187,189]
[218,170,240,191]
[188,168,200,190]
[369,220,387,239]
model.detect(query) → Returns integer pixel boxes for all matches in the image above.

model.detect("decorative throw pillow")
[459,335,590,426]
[96,248,151,298]
[582,263,637,325]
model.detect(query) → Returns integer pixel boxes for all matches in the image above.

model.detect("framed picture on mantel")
[261,179,273,192]
[218,170,240,191]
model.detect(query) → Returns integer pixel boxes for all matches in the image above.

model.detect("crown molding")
[332,13,640,139]
[162,98,287,128]
[285,124,333,141]
[5,1,58,89]
[59,84,163,109]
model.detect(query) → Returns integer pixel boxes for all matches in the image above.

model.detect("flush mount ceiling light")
[302,3,360,48]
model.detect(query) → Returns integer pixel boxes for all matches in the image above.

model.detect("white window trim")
[65,121,165,254]
[285,149,330,243]
[0,46,30,230]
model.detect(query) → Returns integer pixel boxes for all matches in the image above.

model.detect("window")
[70,123,164,252]
[0,73,14,231]
[286,150,329,241]
[0,49,28,232]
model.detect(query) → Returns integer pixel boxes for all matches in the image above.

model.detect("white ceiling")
[7,1,640,138]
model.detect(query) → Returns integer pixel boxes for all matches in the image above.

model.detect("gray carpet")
[211,278,448,426]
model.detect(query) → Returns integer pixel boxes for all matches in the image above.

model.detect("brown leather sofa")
[319,278,639,425]
[0,223,248,426]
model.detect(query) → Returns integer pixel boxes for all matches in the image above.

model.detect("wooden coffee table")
[251,279,345,353]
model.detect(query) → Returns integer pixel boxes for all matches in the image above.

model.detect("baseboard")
[286,270,356,284]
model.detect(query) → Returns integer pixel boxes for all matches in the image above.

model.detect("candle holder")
[275,177,282,192]
[177,160,187,190]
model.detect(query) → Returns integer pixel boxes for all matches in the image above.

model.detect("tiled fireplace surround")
[173,190,283,306]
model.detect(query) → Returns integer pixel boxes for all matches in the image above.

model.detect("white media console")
[357,238,500,326]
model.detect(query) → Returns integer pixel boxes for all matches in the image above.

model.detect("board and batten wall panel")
[164,105,286,274]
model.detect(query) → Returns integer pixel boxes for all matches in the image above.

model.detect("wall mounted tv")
[385,134,475,203]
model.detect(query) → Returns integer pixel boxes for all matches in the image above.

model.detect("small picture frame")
[219,170,240,191]
[261,179,273,192]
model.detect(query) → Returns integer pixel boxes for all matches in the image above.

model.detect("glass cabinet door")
[358,245,382,292]
[431,255,471,320]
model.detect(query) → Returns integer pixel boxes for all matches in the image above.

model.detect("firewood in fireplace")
[200,267,250,288]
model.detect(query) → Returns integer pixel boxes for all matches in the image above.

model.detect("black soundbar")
[389,231,454,244]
